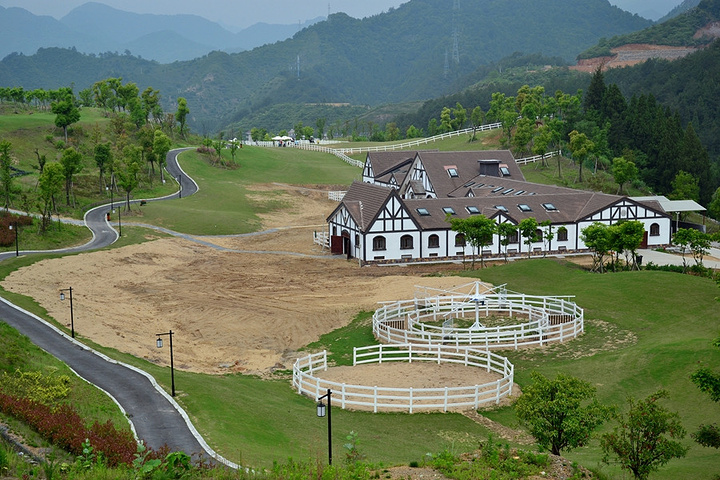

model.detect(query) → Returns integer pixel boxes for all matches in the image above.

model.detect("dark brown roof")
[328,181,395,232]
[366,151,417,185]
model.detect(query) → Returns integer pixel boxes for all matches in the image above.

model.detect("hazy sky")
[0,0,683,28]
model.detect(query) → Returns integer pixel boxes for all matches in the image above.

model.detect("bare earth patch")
[1,184,467,377]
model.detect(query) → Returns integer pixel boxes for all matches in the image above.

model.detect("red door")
[330,235,344,254]
[640,231,648,249]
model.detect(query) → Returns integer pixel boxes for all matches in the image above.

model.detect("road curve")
[0,148,237,466]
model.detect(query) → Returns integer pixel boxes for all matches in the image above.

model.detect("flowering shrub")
[0,392,136,466]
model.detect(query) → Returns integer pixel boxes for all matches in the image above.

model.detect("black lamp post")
[316,389,332,465]
[59,287,74,338]
[156,330,176,397]
[118,205,122,236]
[177,175,182,198]
[106,184,113,211]
[9,221,18,257]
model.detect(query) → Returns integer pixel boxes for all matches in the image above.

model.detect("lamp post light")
[106,184,114,210]
[59,287,74,338]
[316,389,332,465]
[8,221,18,257]
[118,205,122,237]
[156,330,175,397]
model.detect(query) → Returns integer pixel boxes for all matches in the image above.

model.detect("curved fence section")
[292,346,514,413]
[373,291,583,349]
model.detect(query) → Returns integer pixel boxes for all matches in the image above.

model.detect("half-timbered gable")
[329,151,675,265]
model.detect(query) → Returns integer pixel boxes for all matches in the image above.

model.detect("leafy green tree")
[581,222,611,273]
[59,147,83,206]
[315,118,326,139]
[94,143,113,194]
[175,97,190,138]
[669,170,700,202]
[227,135,241,165]
[673,228,711,268]
[385,122,400,141]
[690,337,720,449]
[708,187,720,221]
[406,125,423,138]
[51,89,80,143]
[611,156,639,195]
[568,130,594,184]
[518,217,539,258]
[153,130,172,184]
[614,220,645,270]
[116,146,142,211]
[515,372,612,455]
[469,106,484,142]
[601,391,688,480]
[439,107,453,133]
[539,220,554,257]
[448,215,496,269]
[0,141,15,210]
[141,87,162,124]
[37,162,64,232]
[497,222,517,264]
[427,118,438,136]
[451,102,467,130]
[512,117,535,157]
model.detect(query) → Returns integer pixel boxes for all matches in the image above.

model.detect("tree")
[690,337,720,449]
[315,118,326,139]
[517,217,538,258]
[116,146,142,211]
[385,122,400,141]
[614,220,644,270]
[568,130,594,184]
[708,187,720,221]
[227,136,241,165]
[469,106,484,142]
[515,372,612,455]
[0,141,15,210]
[59,147,83,206]
[153,130,172,184]
[37,162,64,232]
[51,89,80,142]
[539,220,554,257]
[451,102,467,130]
[439,107,453,133]
[448,215,496,269]
[611,156,639,195]
[581,222,611,273]
[673,228,710,268]
[669,170,700,202]
[497,222,517,264]
[601,391,688,480]
[175,97,190,138]
[94,143,113,194]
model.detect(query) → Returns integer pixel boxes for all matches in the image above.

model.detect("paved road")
[0,148,235,466]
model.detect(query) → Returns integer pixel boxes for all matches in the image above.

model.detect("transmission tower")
[444,48,450,78]
[451,0,460,64]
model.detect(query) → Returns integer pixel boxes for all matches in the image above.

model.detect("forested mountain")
[658,0,703,22]
[0,3,321,63]
[0,0,651,131]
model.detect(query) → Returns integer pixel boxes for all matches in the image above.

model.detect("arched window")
[373,236,386,251]
[355,234,360,245]
[535,229,543,242]
[557,227,568,242]
[400,235,414,250]
[428,234,440,248]
[455,234,466,247]
[650,223,660,236]
[509,231,519,243]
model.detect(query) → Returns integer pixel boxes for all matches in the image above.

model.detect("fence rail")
[373,292,583,349]
[292,346,513,413]
[515,150,561,165]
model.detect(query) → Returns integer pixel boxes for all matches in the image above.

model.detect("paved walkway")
[0,149,238,468]
[639,244,720,269]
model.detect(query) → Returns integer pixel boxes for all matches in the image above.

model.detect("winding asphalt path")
[0,148,235,466]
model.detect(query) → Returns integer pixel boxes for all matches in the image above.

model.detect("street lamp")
[118,205,122,237]
[316,389,332,465]
[8,221,18,257]
[106,185,113,210]
[156,330,176,397]
[59,287,75,338]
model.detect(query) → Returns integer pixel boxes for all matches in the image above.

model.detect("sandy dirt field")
[2,184,474,382]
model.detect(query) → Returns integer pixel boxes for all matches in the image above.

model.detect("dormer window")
[442,207,456,215]
[416,208,430,216]
[518,204,532,212]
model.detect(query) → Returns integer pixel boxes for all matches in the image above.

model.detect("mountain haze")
[0,0,652,131]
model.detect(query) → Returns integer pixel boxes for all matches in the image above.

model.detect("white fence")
[373,292,583,349]
[313,230,329,249]
[327,191,346,202]
[515,150,561,165]
[292,345,514,413]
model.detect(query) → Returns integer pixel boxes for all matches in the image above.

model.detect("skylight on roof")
[542,203,558,211]
[495,205,508,212]
[443,207,456,215]
[518,204,532,212]
[417,208,430,216]
[491,186,504,193]
[501,188,514,195]
[466,206,480,214]
[446,167,459,177]
[463,181,475,188]
[514,190,526,196]
[500,166,511,176]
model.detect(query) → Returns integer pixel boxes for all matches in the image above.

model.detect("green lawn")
[136,147,361,235]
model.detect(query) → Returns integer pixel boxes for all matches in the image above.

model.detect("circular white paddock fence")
[292,344,514,413]
[373,284,584,350]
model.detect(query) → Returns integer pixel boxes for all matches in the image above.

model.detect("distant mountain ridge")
[0,2,322,62]
[0,0,653,131]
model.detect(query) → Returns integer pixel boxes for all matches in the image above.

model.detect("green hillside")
[0,0,651,132]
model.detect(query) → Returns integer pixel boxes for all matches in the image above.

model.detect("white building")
[326,151,673,264]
